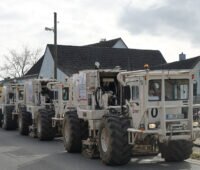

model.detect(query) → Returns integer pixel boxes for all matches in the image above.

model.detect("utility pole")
[54,12,57,79]
[45,12,58,79]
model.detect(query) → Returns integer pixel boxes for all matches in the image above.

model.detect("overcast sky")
[1,0,200,66]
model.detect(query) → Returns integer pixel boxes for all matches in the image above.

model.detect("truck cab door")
[147,79,162,124]
[126,78,143,128]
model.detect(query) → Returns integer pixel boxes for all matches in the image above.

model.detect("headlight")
[193,122,199,127]
[148,123,156,129]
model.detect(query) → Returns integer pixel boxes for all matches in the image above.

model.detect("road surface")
[0,128,200,170]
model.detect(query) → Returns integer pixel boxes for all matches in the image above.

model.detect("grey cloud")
[0,4,26,22]
[0,11,24,22]
[119,0,200,43]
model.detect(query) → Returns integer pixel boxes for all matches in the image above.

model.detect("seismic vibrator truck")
[0,83,24,130]
[18,79,71,140]
[61,68,200,165]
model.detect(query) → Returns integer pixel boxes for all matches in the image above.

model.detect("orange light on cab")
[144,64,149,70]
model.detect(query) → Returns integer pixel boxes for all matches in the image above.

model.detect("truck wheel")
[63,111,82,153]
[159,140,193,162]
[98,116,132,165]
[37,109,55,141]
[2,106,17,130]
[0,109,2,127]
[18,110,31,135]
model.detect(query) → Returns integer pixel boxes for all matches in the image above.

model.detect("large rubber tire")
[0,109,3,128]
[2,106,17,130]
[18,110,31,136]
[63,111,82,153]
[37,109,55,141]
[159,140,193,162]
[98,116,132,165]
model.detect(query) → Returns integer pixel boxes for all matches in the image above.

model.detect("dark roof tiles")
[151,56,200,70]
[85,38,126,48]
[25,56,44,76]
[47,45,166,76]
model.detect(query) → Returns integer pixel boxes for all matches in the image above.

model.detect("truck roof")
[120,69,192,77]
[78,69,126,74]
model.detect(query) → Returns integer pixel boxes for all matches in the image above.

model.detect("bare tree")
[0,46,42,79]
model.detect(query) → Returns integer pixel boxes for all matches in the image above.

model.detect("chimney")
[179,52,186,61]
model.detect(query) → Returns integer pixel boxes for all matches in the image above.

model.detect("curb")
[187,158,200,165]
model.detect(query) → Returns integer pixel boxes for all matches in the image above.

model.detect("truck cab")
[0,83,22,130]
[118,69,200,161]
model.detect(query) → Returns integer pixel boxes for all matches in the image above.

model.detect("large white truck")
[18,79,56,139]
[62,68,200,165]
[18,79,71,140]
[46,81,73,137]
[0,83,24,130]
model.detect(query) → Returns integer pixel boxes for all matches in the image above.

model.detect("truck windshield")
[165,79,189,100]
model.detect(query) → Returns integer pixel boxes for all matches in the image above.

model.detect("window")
[132,86,139,100]
[19,90,24,100]
[149,80,161,101]
[54,91,58,100]
[193,82,197,96]
[63,87,69,101]
[165,79,189,100]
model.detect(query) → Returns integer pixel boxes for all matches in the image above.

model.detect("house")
[151,54,200,99]
[25,38,127,79]
[25,38,166,81]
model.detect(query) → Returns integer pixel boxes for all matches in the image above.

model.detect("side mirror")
[124,85,131,101]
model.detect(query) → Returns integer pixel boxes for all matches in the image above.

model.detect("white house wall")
[57,69,68,82]
[39,47,67,82]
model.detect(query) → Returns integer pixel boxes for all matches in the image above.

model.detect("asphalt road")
[0,128,200,170]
